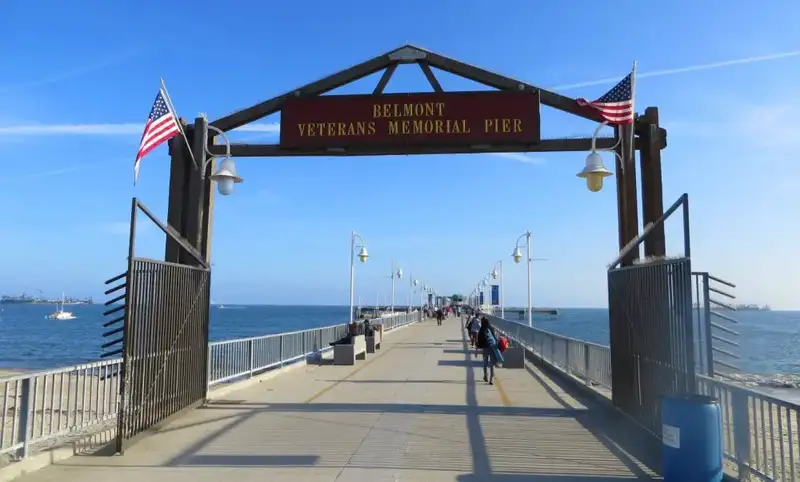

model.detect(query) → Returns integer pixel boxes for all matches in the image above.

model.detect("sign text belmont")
[279,91,540,149]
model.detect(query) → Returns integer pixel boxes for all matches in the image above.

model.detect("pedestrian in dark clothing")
[476,317,504,384]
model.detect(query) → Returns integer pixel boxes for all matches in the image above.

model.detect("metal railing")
[0,311,420,460]
[488,313,800,481]
[692,272,741,377]
[209,311,419,386]
[1,359,122,459]
[698,375,800,481]
[488,315,612,389]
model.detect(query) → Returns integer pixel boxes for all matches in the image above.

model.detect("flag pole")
[160,78,199,170]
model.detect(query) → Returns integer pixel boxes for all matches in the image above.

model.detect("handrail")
[0,310,421,459]
[608,193,688,270]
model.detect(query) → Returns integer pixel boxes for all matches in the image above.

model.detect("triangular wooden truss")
[198,44,666,264]
[206,44,665,158]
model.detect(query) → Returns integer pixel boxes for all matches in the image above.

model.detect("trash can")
[661,394,723,482]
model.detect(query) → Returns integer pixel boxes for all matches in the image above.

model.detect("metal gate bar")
[113,198,211,453]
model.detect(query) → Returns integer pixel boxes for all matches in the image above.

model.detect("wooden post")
[184,116,209,266]
[639,107,666,258]
[614,124,640,266]
[165,125,191,264]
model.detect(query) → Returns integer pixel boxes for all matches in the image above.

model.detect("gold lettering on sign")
[388,119,471,136]
[373,102,446,118]
[297,121,376,137]
[484,118,524,134]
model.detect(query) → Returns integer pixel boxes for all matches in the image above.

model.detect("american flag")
[576,72,634,125]
[134,89,180,183]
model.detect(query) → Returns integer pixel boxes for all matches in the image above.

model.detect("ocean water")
[1,304,799,400]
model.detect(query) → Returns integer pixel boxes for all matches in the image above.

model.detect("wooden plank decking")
[15,318,661,481]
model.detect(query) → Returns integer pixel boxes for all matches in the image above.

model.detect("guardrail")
[1,311,420,461]
[1,359,122,459]
[487,313,800,481]
[697,375,800,481]
[488,315,612,389]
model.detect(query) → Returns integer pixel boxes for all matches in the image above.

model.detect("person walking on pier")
[466,313,480,347]
[476,317,503,385]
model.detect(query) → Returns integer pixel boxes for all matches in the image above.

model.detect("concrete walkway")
[16,318,661,482]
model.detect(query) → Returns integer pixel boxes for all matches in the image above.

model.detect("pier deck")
[14,319,660,482]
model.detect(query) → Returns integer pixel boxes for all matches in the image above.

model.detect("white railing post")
[205,346,212,398]
[584,344,591,386]
[16,378,32,459]
[248,339,254,378]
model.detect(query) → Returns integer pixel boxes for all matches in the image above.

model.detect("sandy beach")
[0,369,27,379]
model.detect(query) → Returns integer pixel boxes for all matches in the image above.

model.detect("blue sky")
[1,1,799,308]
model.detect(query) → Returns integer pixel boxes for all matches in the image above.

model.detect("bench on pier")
[495,331,525,369]
[333,334,367,365]
[366,324,383,353]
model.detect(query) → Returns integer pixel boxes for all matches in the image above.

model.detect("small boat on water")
[47,293,76,320]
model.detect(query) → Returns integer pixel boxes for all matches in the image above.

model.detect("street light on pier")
[348,231,369,323]
[577,121,614,193]
[408,276,419,311]
[390,260,403,314]
[198,117,244,196]
[491,260,504,318]
[512,231,533,327]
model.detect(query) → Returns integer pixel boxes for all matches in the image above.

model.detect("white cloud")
[0,49,145,93]
[488,152,544,165]
[0,122,280,136]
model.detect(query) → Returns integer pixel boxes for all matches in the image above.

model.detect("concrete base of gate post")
[502,346,525,369]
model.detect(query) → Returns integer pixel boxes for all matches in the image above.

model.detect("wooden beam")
[210,49,401,132]
[183,116,209,267]
[209,44,661,139]
[639,107,666,258]
[615,125,640,266]
[207,137,639,158]
[372,64,398,95]
[418,61,443,92]
[165,123,191,263]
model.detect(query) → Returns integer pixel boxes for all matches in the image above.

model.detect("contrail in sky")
[0,49,144,93]
[551,50,800,91]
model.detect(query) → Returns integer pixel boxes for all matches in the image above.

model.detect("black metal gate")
[606,194,696,435]
[103,198,211,453]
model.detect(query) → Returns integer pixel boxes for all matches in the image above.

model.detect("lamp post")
[348,231,369,323]
[577,121,614,193]
[512,231,533,327]
[391,260,403,314]
[198,115,244,196]
[491,260,504,319]
[409,277,419,312]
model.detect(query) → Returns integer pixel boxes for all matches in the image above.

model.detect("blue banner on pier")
[491,285,499,305]
[479,291,484,305]
[428,293,433,306]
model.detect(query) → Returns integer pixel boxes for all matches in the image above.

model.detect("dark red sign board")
[279,91,540,149]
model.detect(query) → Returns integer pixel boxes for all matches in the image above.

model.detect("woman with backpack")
[476,317,504,385]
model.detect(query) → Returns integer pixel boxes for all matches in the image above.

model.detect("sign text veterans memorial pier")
[280,91,541,149]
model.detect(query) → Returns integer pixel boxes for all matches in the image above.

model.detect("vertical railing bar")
[760,398,767,475]
[752,395,760,469]
[1,382,8,448]
[768,401,777,480]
